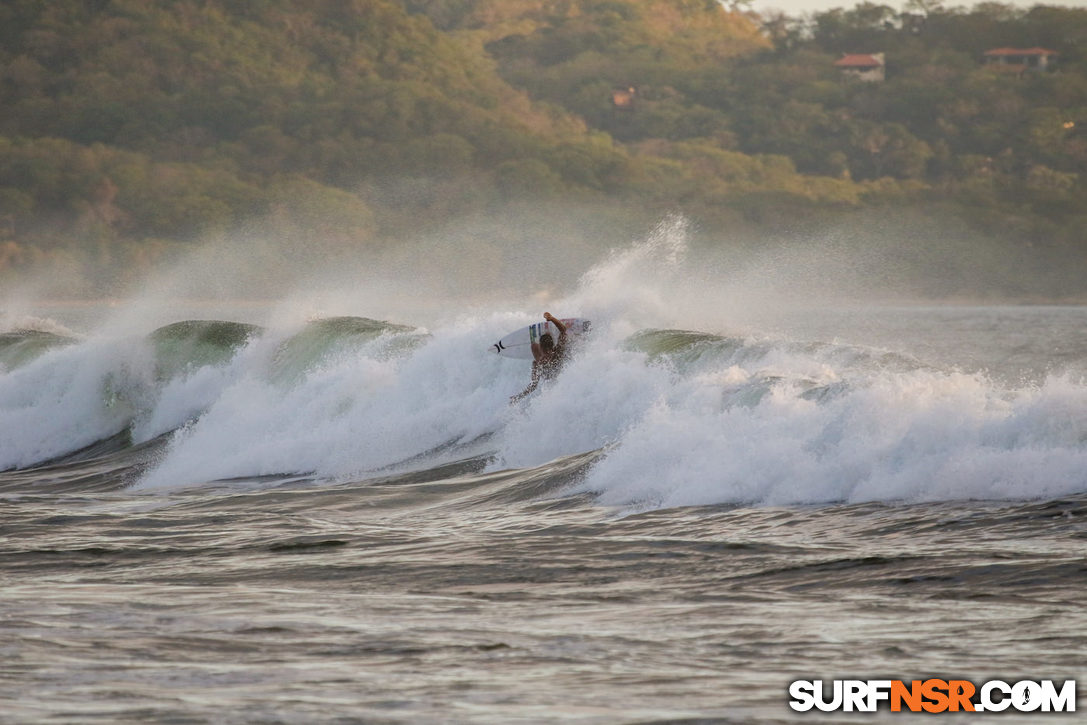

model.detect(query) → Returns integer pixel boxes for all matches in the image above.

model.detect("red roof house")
[983,48,1058,73]
[833,53,885,82]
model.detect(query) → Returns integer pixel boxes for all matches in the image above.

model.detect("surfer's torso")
[534,346,565,382]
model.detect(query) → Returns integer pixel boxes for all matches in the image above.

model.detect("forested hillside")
[1,0,1086,294]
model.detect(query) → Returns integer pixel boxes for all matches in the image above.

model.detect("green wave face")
[148,320,262,381]
[0,330,77,372]
[623,329,745,371]
[623,329,725,355]
[271,316,423,386]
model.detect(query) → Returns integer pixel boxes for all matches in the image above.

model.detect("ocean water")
[2,227,1086,722]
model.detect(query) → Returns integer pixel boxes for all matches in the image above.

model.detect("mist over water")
[3,215,1087,504]
[2,216,1086,722]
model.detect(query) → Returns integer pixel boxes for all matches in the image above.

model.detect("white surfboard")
[492,318,590,359]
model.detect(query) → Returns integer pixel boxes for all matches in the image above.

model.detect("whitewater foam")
[2,221,1086,511]
[574,363,1087,511]
[136,318,511,488]
[0,336,148,469]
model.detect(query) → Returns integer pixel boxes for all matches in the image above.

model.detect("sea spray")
[136,319,507,488]
[3,221,1086,511]
[0,335,149,470]
[574,360,1087,511]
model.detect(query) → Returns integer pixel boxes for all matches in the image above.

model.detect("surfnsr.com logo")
[789,679,1077,713]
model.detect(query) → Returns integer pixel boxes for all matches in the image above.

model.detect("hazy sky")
[749,0,1087,17]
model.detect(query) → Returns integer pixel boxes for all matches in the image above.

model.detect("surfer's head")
[539,333,555,352]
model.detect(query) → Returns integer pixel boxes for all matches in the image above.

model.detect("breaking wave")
[2,221,1086,511]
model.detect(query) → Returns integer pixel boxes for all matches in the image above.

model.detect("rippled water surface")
[2,296,1086,722]
[3,471,1086,723]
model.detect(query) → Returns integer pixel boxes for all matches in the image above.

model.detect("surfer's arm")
[511,381,537,403]
[544,312,567,335]
[511,364,540,402]
[543,312,568,345]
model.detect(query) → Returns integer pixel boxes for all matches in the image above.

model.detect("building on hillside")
[983,48,1058,74]
[612,86,636,109]
[833,53,885,82]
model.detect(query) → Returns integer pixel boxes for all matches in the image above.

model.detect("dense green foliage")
[1,0,1085,293]
[742,3,1087,238]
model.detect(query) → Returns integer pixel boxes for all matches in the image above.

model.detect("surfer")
[511,312,568,402]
